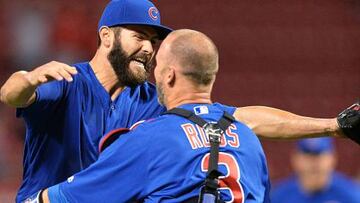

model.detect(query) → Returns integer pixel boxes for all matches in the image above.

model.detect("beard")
[156,81,165,106]
[107,40,152,88]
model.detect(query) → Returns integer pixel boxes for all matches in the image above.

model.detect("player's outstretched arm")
[0,61,77,108]
[233,106,342,139]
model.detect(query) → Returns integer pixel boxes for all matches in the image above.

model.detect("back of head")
[166,29,219,86]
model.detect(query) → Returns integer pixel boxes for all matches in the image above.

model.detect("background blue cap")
[297,137,334,154]
[98,0,172,39]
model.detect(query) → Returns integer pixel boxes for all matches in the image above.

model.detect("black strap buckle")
[203,123,223,144]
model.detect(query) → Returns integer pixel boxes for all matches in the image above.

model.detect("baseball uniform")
[47,103,270,203]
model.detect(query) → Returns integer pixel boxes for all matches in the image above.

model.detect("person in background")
[271,137,360,203]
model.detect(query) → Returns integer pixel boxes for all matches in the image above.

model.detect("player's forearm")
[251,116,341,139]
[234,106,343,139]
[0,71,37,108]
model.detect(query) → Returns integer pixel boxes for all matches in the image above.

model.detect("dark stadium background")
[0,0,359,201]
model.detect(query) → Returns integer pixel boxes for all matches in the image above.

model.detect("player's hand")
[25,61,78,87]
[337,101,360,145]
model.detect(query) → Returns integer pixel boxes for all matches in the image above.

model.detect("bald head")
[162,29,219,85]
[154,29,218,107]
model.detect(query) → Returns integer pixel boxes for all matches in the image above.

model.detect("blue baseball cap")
[297,137,334,154]
[98,0,172,39]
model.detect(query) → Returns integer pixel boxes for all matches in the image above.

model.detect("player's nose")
[141,40,154,55]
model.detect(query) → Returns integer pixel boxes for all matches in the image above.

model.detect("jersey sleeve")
[48,127,152,203]
[16,80,65,126]
[213,102,237,115]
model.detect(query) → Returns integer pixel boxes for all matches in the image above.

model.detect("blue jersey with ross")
[16,62,165,202]
[271,172,360,203]
[47,103,270,203]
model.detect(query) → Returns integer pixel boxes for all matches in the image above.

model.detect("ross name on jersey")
[181,123,239,149]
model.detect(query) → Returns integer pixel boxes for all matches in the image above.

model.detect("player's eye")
[151,39,160,46]
[134,34,146,41]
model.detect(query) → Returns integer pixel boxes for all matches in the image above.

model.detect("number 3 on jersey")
[201,152,244,203]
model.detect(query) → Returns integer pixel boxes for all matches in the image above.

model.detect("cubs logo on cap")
[98,0,172,39]
[148,7,159,20]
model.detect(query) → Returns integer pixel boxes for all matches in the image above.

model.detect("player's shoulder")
[128,112,187,139]
[132,114,176,130]
[213,103,255,133]
[271,177,300,203]
[331,172,360,189]
[132,102,247,133]
[135,104,235,130]
[71,62,91,77]
[212,102,237,115]
[58,61,90,84]
[68,62,107,90]
[329,172,360,200]
[272,176,298,192]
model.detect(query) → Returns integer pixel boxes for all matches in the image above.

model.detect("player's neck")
[166,91,212,110]
[89,52,125,100]
[165,80,213,109]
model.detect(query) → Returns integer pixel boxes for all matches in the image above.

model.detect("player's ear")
[99,26,112,48]
[166,67,176,87]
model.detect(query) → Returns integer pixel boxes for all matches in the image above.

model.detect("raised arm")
[233,106,342,139]
[0,61,77,108]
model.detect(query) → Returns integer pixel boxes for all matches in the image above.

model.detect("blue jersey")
[16,62,165,202]
[271,172,360,203]
[47,103,270,203]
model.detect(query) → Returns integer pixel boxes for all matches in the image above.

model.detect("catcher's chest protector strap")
[164,107,236,203]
